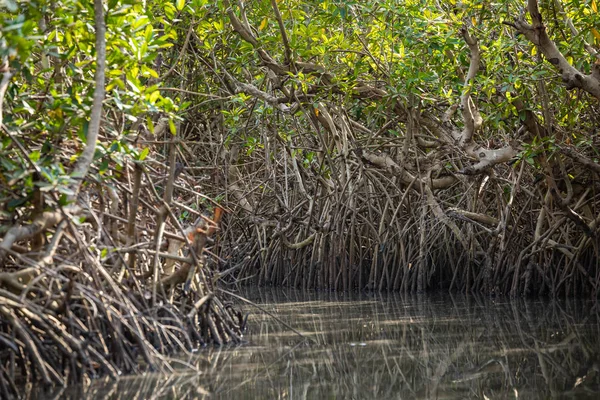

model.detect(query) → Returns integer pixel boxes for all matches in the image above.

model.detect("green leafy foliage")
[0,0,184,216]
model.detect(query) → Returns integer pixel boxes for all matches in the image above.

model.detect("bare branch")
[460,146,518,175]
[223,0,258,46]
[160,22,195,81]
[458,26,483,147]
[70,0,106,194]
[561,146,600,175]
[0,60,12,128]
[448,208,499,226]
[270,0,292,65]
[514,0,600,99]
[281,233,316,249]
[357,148,456,190]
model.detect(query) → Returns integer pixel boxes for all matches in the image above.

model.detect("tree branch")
[270,0,292,66]
[0,60,12,129]
[560,146,600,175]
[224,0,332,82]
[454,26,519,175]
[458,26,483,147]
[356,148,456,190]
[459,146,518,175]
[281,233,316,249]
[70,0,106,194]
[514,0,600,99]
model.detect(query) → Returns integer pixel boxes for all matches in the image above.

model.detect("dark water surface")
[48,290,599,399]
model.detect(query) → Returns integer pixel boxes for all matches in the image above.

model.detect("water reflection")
[38,290,600,399]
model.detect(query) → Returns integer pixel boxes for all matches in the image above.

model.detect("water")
[41,290,600,399]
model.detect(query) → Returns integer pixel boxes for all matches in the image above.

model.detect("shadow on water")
[33,290,600,399]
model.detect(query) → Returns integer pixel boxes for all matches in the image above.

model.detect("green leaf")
[176,0,185,11]
[148,90,161,103]
[57,186,76,196]
[144,24,154,42]
[164,3,176,19]
[7,196,29,211]
[139,147,150,161]
[2,0,18,12]
[58,194,71,206]
[147,117,155,134]
[29,150,41,163]
[38,183,55,192]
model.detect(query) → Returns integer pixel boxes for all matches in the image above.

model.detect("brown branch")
[514,0,600,99]
[159,22,195,81]
[228,74,291,112]
[560,146,600,175]
[0,306,53,385]
[223,0,258,46]
[270,0,292,65]
[425,184,470,252]
[356,149,456,190]
[224,0,333,83]
[127,163,143,270]
[187,293,213,318]
[280,232,316,249]
[0,208,79,263]
[456,27,519,175]
[511,96,546,138]
[458,26,483,147]
[152,136,178,304]
[0,267,39,292]
[460,145,518,175]
[448,208,499,226]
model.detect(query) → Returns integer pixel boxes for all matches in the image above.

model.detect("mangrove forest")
[1,0,600,395]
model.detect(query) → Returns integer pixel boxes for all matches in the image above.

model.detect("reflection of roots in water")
[30,293,600,399]
[243,290,600,399]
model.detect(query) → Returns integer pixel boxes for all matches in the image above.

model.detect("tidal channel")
[46,290,599,399]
